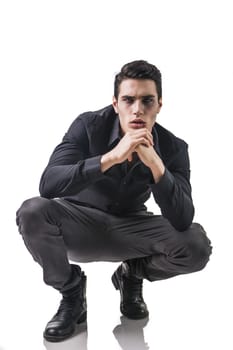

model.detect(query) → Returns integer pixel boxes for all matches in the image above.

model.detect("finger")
[146,130,154,146]
[137,138,150,147]
[131,129,154,146]
[127,153,133,162]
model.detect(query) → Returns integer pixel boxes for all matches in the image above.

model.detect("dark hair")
[114,60,162,100]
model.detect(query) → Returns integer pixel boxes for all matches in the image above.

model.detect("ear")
[112,96,118,114]
[157,98,163,113]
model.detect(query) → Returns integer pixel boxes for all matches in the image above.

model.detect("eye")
[142,97,154,105]
[122,96,134,104]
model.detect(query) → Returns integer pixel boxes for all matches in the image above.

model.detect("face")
[113,79,162,134]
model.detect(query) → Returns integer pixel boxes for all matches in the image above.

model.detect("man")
[16,60,212,342]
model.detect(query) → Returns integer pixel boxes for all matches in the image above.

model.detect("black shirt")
[39,105,194,231]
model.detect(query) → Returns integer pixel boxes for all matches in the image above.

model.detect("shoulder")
[155,123,188,148]
[155,123,189,163]
[77,105,116,127]
[64,105,116,142]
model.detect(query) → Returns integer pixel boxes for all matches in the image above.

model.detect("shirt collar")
[108,115,121,148]
[152,123,162,157]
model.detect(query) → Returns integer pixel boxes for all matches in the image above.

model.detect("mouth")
[129,119,146,129]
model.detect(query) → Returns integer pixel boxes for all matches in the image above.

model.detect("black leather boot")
[112,262,149,319]
[43,271,87,342]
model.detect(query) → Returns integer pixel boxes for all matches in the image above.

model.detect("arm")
[40,120,153,198]
[100,127,194,231]
[39,118,105,198]
[136,142,194,231]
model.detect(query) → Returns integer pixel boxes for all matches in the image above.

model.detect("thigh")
[53,200,211,264]
[106,213,210,261]
[54,202,167,262]
[53,199,111,262]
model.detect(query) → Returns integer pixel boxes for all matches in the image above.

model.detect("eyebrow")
[121,94,156,99]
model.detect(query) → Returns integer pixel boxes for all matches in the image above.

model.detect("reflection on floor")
[113,316,149,350]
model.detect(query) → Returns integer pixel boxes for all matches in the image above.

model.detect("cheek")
[119,116,127,128]
[147,116,156,130]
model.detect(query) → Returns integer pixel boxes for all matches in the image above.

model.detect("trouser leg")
[54,200,212,281]
[106,213,212,281]
[16,197,212,289]
[16,197,83,291]
[16,196,121,290]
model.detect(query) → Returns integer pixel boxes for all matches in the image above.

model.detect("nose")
[132,100,144,116]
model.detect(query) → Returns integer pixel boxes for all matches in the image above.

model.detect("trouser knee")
[16,196,52,237]
[124,223,212,281]
[183,223,212,273]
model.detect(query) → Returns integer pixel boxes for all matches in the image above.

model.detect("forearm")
[39,156,104,198]
[148,156,165,184]
[151,168,195,231]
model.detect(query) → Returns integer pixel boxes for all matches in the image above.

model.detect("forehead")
[118,78,158,97]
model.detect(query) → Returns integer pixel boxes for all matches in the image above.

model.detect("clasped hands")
[112,128,158,168]
[101,128,165,182]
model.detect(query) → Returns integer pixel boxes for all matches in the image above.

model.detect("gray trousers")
[16,197,212,292]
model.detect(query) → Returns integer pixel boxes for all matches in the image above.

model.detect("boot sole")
[43,311,87,342]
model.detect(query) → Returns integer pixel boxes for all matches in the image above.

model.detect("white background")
[0,1,232,349]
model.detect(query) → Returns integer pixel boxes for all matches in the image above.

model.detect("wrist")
[149,158,165,183]
[100,151,118,172]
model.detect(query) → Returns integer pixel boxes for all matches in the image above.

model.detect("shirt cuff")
[82,155,105,180]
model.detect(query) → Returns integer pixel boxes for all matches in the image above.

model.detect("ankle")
[60,264,83,295]
[123,261,142,280]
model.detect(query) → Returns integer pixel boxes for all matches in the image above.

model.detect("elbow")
[173,221,192,232]
[39,172,52,198]
[172,206,195,232]
[39,183,51,199]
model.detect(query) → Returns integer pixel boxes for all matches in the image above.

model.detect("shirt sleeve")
[39,117,105,198]
[150,144,195,231]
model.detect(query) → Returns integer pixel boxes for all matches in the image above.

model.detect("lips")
[130,119,146,128]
